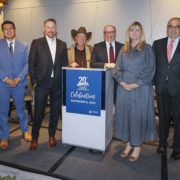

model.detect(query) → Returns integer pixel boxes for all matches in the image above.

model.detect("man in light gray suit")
[0,20,32,150]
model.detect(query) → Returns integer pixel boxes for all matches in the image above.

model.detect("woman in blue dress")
[112,21,157,161]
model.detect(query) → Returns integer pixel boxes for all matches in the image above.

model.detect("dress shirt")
[46,36,56,77]
[167,37,180,59]
[7,39,15,54]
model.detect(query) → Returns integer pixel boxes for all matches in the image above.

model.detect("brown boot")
[49,137,57,147]
[0,140,9,150]
[29,139,38,150]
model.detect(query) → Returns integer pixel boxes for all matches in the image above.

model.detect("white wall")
[3,0,180,46]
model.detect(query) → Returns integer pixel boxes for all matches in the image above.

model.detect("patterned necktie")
[109,43,115,63]
[167,39,174,63]
[9,42,13,55]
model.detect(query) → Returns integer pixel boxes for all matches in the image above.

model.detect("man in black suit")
[91,25,123,69]
[28,18,68,150]
[153,17,180,160]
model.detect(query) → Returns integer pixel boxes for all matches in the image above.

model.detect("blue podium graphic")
[66,70,101,116]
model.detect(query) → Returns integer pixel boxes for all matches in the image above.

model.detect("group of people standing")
[0,17,180,162]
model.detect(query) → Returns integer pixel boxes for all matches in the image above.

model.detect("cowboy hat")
[71,27,92,41]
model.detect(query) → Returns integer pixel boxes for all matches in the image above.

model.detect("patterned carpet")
[0,111,180,180]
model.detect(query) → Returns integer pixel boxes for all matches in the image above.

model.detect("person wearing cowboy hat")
[68,27,93,68]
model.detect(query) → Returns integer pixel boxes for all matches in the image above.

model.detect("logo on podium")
[66,70,101,116]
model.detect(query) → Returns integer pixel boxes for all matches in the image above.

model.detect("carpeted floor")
[0,164,60,180]
[0,110,180,180]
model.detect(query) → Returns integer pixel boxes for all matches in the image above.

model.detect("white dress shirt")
[46,36,56,77]
[7,39,15,54]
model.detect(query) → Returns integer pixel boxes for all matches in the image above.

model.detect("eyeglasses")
[168,26,180,30]
[104,31,116,34]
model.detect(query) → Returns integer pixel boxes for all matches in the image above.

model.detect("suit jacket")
[91,41,123,68]
[153,37,180,96]
[0,39,28,88]
[67,44,93,66]
[28,37,68,90]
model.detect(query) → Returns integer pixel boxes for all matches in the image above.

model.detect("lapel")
[13,40,19,59]
[102,41,108,62]
[115,41,119,60]
[162,38,169,65]
[54,39,61,65]
[170,39,180,64]
[42,37,54,65]
[2,39,14,60]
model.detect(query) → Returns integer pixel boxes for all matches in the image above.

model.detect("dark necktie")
[109,43,115,63]
[9,42,13,55]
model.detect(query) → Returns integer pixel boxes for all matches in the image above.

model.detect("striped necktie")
[9,42,13,56]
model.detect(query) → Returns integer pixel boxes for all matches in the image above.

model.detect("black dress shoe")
[157,145,166,155]
[170,151,180,160]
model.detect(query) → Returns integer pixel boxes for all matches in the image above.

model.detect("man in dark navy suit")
[91,25,123,69]
[91,25,123,104]
[153,17,180,160]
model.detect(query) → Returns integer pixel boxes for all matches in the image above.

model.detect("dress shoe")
[157,145,166,154]
[49,137,57,147]
[0,140,8,150]
[157,145,166,155]
[120,142,133,158]
[22,131,32,142]
[29,139,38,150]
[129,147,141,162]
[170,151,180,160]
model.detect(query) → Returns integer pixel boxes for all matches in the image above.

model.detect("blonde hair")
[124,21,146,53]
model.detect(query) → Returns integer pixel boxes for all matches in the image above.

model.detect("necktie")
[167,39,174,63]
[109,43,115,63]
[9,42,13,55]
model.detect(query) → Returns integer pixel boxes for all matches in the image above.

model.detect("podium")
[62,67,114,152]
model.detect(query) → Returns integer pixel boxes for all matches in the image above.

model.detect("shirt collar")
[106,40,115,47]
[6,39,15,45]
[45,36,56,44]
[168,36,180,44]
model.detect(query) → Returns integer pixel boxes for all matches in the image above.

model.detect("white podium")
[62,67,114,152]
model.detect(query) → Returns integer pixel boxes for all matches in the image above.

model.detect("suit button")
[168,66,170,68]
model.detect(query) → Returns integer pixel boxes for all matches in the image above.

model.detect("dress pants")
[32,80,61,140]
[0,84,27,140]
[157,82,180,152]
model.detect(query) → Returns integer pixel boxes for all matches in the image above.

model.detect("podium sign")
[66,70,101,116]
[62,68,113,152]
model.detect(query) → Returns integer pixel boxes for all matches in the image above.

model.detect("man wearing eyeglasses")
[91,25,123,69]
[91,25,123,99]
[153,17,180,160]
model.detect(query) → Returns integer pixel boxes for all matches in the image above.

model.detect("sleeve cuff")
[3,77,8,82]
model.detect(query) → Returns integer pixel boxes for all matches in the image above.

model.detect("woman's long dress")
[112,44,157,146]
